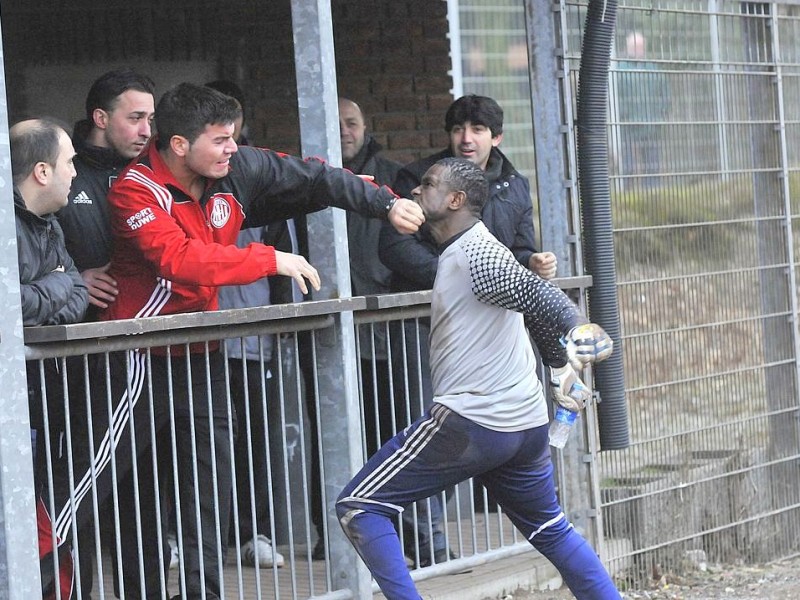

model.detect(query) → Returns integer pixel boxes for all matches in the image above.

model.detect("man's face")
[339,100,366,161]
[100,89,155,159]
[183,123,239,180]
[49,130,77,212]
[411,164,453,222]
[449,121,502,171]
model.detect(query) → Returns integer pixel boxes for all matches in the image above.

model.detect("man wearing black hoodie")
[58,67,156,318]
[54,68,155,596]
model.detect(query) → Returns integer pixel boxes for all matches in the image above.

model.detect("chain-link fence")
[454,0,800,589]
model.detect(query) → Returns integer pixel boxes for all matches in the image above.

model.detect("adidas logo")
[72,190,92,205]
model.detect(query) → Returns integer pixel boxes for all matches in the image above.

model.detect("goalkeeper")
[337,157,618,600]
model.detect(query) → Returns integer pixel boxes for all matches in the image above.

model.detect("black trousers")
[228,357,273,543]
[44,349,234,600]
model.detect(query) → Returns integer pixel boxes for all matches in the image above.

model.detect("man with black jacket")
[58,67,155,318]
[306,97,404,561]
[12,117,88,600]
[339,97,401,444]
[381,94,556,287]
[54,68,156,597]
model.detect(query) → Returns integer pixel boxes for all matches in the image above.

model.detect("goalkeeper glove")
[563,323,613,369]
[549,364,592,412]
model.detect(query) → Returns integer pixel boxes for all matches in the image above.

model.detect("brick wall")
[332,0,453,165]
[1,0,453,165]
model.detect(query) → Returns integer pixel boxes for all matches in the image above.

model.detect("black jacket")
[15,188,88,326]
[380,147,537,292]
[57,120,133,272]
[344,135,402,296]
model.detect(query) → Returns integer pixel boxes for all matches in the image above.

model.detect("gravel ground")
[511,556,800,600]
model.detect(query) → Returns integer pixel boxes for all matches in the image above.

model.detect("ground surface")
[514,556,800,600]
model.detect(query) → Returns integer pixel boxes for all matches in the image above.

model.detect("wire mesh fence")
[451,0,800,589]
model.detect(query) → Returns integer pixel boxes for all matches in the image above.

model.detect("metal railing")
[22,280,594,599]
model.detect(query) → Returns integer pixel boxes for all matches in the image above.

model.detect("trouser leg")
[479,425,620,600]
[173,352,233,600]
[388,320,447,560]
[100,351,172,600]
[42,350,159,589]
[230,358,272,543]
[337,405,481,600]
[114,418,172,599]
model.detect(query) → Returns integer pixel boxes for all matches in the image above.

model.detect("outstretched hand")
[388,198,425,234]
[275,251,321,295]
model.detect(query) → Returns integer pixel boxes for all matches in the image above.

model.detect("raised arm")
[238,148,422,234]
[464,236,612,367]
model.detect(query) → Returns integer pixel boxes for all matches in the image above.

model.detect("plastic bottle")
[549,406,578,448]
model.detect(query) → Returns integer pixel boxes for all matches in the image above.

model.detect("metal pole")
[290,1,371,598]
[0,15,43,598]
[524,0,580,277]
[523,0,600,553]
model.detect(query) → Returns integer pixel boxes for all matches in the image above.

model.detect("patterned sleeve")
[462,233,586,361]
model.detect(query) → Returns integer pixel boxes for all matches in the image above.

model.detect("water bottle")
[549,406,578,449]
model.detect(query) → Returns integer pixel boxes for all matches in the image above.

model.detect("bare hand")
[529,252,557,280]
[388,198,425,234]
[82,263,118,309]
[275,251,321,295]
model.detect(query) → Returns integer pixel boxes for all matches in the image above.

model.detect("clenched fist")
[388,198,425,234]
[563,323,613,369]
[529,252,557,280]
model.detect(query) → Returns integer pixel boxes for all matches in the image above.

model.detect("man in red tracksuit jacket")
[41,82,424,600]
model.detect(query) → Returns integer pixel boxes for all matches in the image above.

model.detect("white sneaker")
[167,534,179,570]
[241,534,285,568]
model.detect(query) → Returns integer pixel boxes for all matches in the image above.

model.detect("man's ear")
[92,108,109,130]
[32,161,49,185]
[170,135,190,157]
[449,189,467,210]
[491,132,504,148]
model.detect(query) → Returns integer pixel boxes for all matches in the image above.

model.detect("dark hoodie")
[56,120,133,272]
[343,135,402,297]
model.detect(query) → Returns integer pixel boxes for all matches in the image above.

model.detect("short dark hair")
[444,95,504,137]
[155,82,242,151]
[205,80,246,110]
[85,67,155,121]
[436,156,489,215]
[10,118,64,186]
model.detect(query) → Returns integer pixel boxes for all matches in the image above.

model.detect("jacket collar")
[72,120,133,170]
[343,134,382,174]
[14,187,53,226]
[439,146,519,184]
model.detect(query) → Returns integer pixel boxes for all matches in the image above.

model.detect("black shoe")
[312,537,326,561]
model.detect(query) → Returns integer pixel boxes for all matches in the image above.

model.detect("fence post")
[290,1,372,598]
[0,19,43,599]
[523,0,604,555]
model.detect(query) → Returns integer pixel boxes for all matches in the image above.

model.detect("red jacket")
[103,140,396,325]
